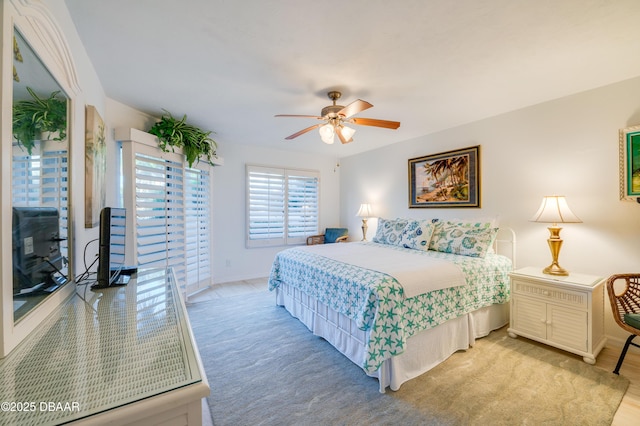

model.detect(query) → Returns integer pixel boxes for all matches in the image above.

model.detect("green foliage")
[12,87,67,155]
[147,110,218,167]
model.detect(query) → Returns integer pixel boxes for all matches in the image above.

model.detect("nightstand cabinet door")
[511,297,547,339]
[546,305,588,352]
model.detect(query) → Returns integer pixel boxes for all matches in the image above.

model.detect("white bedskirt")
[275,283,509,393]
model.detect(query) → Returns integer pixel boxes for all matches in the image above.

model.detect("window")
[246,165,319,247]
[119,131,213,297]
[12,143,69,262]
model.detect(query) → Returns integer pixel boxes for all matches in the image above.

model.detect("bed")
[268,218,515,392]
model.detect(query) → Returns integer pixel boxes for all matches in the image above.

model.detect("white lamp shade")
[530,195,582,224]
[319,123,335,144]
[356,203,373,218]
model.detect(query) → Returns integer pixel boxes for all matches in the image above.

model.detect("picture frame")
[84,105,107,228]
[408,145,480,208]
[619,124,640,202]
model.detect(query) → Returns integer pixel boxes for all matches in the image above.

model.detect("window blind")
[120,135,213,297]
[184,166,211,294]
[246,165,319,247]
[12,142,69,261]
[286,169,319,244]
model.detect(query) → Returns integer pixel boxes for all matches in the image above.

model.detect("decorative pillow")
[624,313,640,330]
[372,218,410,245]
[399,220,435,251]
[324,227,348,243]
[429,221,498,257]
[429,220,491,251]
[448,216,500,228]
[446,217,500,253]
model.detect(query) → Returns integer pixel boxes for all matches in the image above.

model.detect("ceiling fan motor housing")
[321,104,345,118]
[322,90,344,118]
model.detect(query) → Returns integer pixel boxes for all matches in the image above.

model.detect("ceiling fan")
[275,91,401,144]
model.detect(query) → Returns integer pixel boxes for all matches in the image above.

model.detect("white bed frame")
[275,228,516,393]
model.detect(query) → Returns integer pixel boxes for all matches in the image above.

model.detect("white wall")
[340,75,640,343]
[211,143,341,283]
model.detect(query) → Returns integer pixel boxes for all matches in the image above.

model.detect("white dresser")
[507,266,606,364]
[0,269,209,425]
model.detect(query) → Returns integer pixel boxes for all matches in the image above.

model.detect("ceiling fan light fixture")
[276,90,400,143]
[319,123,335,144]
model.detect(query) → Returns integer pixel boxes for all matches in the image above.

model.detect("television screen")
[94,207,129,289]
[12,207,65,295]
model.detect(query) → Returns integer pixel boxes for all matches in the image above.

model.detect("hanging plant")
[147,109,218,167]
[12,87,67,155]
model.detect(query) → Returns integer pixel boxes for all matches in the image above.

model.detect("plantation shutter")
[118,129,214,297]
[184,167,211,294]
[133,151,186,281]
[246,165,319,248]
[12,141,69,261]
[246,166,285,247]
[286,170,319,244]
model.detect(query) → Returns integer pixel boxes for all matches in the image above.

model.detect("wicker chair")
[606,274,640,374]
[306,228,348,245]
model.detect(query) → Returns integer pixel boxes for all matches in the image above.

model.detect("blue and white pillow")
[399,219,436,251]
[372,218,410,245]
[429,220,498,257]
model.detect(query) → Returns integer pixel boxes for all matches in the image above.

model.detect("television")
[12,207,66,295]
[93,207,130,289]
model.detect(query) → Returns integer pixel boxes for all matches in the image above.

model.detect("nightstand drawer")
[512,279,587,309]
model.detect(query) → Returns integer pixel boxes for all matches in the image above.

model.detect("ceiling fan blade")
[349,117,401,129]
[337,99,373,118]
[284,123,322,140]
[336,127,353,144]
[275,114,323,119]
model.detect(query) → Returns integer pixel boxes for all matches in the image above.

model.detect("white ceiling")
[64,0,640,158]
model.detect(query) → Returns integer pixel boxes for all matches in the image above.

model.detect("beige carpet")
[188,289,629,426]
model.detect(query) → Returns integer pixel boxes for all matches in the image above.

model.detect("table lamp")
[356,203,373,241]
[530,195,582,276]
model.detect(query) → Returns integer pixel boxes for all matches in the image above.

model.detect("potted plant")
[147,110,218,167]
[12,87,67,155]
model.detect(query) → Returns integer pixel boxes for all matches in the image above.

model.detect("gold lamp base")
[543,262,568,276]
[543,225,569,276]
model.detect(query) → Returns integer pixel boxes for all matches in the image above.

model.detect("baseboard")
[213,273,267,285]
[604,334,640,353]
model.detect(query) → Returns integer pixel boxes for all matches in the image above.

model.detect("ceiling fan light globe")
[341,125,356,141]
[321,133,335,144]
[319,123,335,144]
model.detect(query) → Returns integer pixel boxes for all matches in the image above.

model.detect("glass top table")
[0,268,208,425]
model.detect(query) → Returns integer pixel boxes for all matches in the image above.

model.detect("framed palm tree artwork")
[408,145,480,208]
[619,124,640,202]
[84,105,106,227]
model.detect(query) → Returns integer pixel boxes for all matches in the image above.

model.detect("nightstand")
[507,266,606,364]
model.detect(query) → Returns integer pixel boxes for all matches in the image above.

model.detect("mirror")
[11,29,71,322]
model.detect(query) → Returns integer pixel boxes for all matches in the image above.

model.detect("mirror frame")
[1,0,81,356]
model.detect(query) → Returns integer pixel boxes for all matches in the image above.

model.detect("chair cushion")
[324,228,348,243]
[624,313,640,330]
